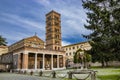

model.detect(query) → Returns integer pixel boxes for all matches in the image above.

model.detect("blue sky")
[0,0,90,46]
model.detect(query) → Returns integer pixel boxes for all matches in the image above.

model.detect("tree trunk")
[101,60,105,68]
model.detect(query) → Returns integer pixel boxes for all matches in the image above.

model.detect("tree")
[0,35,7,46]
[74,49,92,69]
[109,3,120,61]
[82,0,120,67]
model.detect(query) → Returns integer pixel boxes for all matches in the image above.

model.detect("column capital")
[23,51,28,54]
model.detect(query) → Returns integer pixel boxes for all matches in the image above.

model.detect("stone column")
[43,54,45,70]
[57,55,59,68]
[51,54,53,70]
[35,53,37,70]
[17,54,20,69]
[22,52,28,70]
[63,55,66,68]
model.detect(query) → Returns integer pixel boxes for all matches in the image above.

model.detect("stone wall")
[13,54,18,69]
[1,53,13,64]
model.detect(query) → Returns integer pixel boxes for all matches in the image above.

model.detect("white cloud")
[62,41,71,46]
[34,0,91,39]
[1,13,45,31]
[0,31,30,45]
[0,12,46,44]
[0,0,90,45]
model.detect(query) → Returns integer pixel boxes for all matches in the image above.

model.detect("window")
[54,16,59,20]
[47,16,52,20]
[80,45,83,48]
[47,22,52,26]
[73,47,75,49]
[55,46,57,50]
[57,29,59,32]
[66,48,67,50]
[54,22,59,26]
[77,46,79,49]
[55,35,59,39]
[73,52,75,55]
[57,35,59,39]
[55,40,59,44]
[69,47,71,50]
[47,29,52,32]
[58,47,60,50]
[47,35,52,39]
[69,52,71,55]
[55,28,59,32]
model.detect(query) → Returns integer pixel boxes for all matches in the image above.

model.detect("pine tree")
[109,1,120,61]
[82,0,120,67]
[0,35,7,46]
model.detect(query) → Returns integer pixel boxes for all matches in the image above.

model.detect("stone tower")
[46,10,62,50]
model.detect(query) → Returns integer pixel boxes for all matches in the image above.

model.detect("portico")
[15,48,65,71]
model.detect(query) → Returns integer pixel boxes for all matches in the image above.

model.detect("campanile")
[46,10,62,51]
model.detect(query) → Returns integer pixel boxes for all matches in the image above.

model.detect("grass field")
[93,68,120,80]
[62,68,120,80]
[0,68,120,80]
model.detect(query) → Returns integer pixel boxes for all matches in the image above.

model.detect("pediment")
[24,36,44,43]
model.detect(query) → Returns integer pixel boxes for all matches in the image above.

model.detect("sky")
[0,0,91,46]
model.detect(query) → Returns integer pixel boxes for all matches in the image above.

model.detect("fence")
[12,69,97,80]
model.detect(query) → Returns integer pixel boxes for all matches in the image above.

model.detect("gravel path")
[0,73,62,80]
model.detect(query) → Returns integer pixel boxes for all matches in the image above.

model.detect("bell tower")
[46,10,62,51]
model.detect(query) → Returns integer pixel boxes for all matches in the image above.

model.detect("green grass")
[97,75,120,80]
[63,68,120,80]
[93,68,120,80]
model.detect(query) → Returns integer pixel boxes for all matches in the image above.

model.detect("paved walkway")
[0,73,62,80]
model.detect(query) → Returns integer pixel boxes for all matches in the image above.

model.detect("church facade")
[0,11,66,71]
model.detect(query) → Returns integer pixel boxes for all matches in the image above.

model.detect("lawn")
[93,68,120,80]
[63,68,120,80]
[0,68,120,80]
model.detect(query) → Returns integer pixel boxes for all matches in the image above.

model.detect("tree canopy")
[0,35,7,46]
[74,49,91,68]
[82,0,120,67]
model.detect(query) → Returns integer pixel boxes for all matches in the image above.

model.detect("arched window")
[58,47,60,50]
[55,46,57,50]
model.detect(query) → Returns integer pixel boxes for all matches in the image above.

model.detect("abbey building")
[0,10,66,71]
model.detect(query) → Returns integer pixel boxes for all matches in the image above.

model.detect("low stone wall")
[0,64,6,70]
[91,61,120,67]
[11,69,97,80]
[108,61,120,66]
[91,62,102,67]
